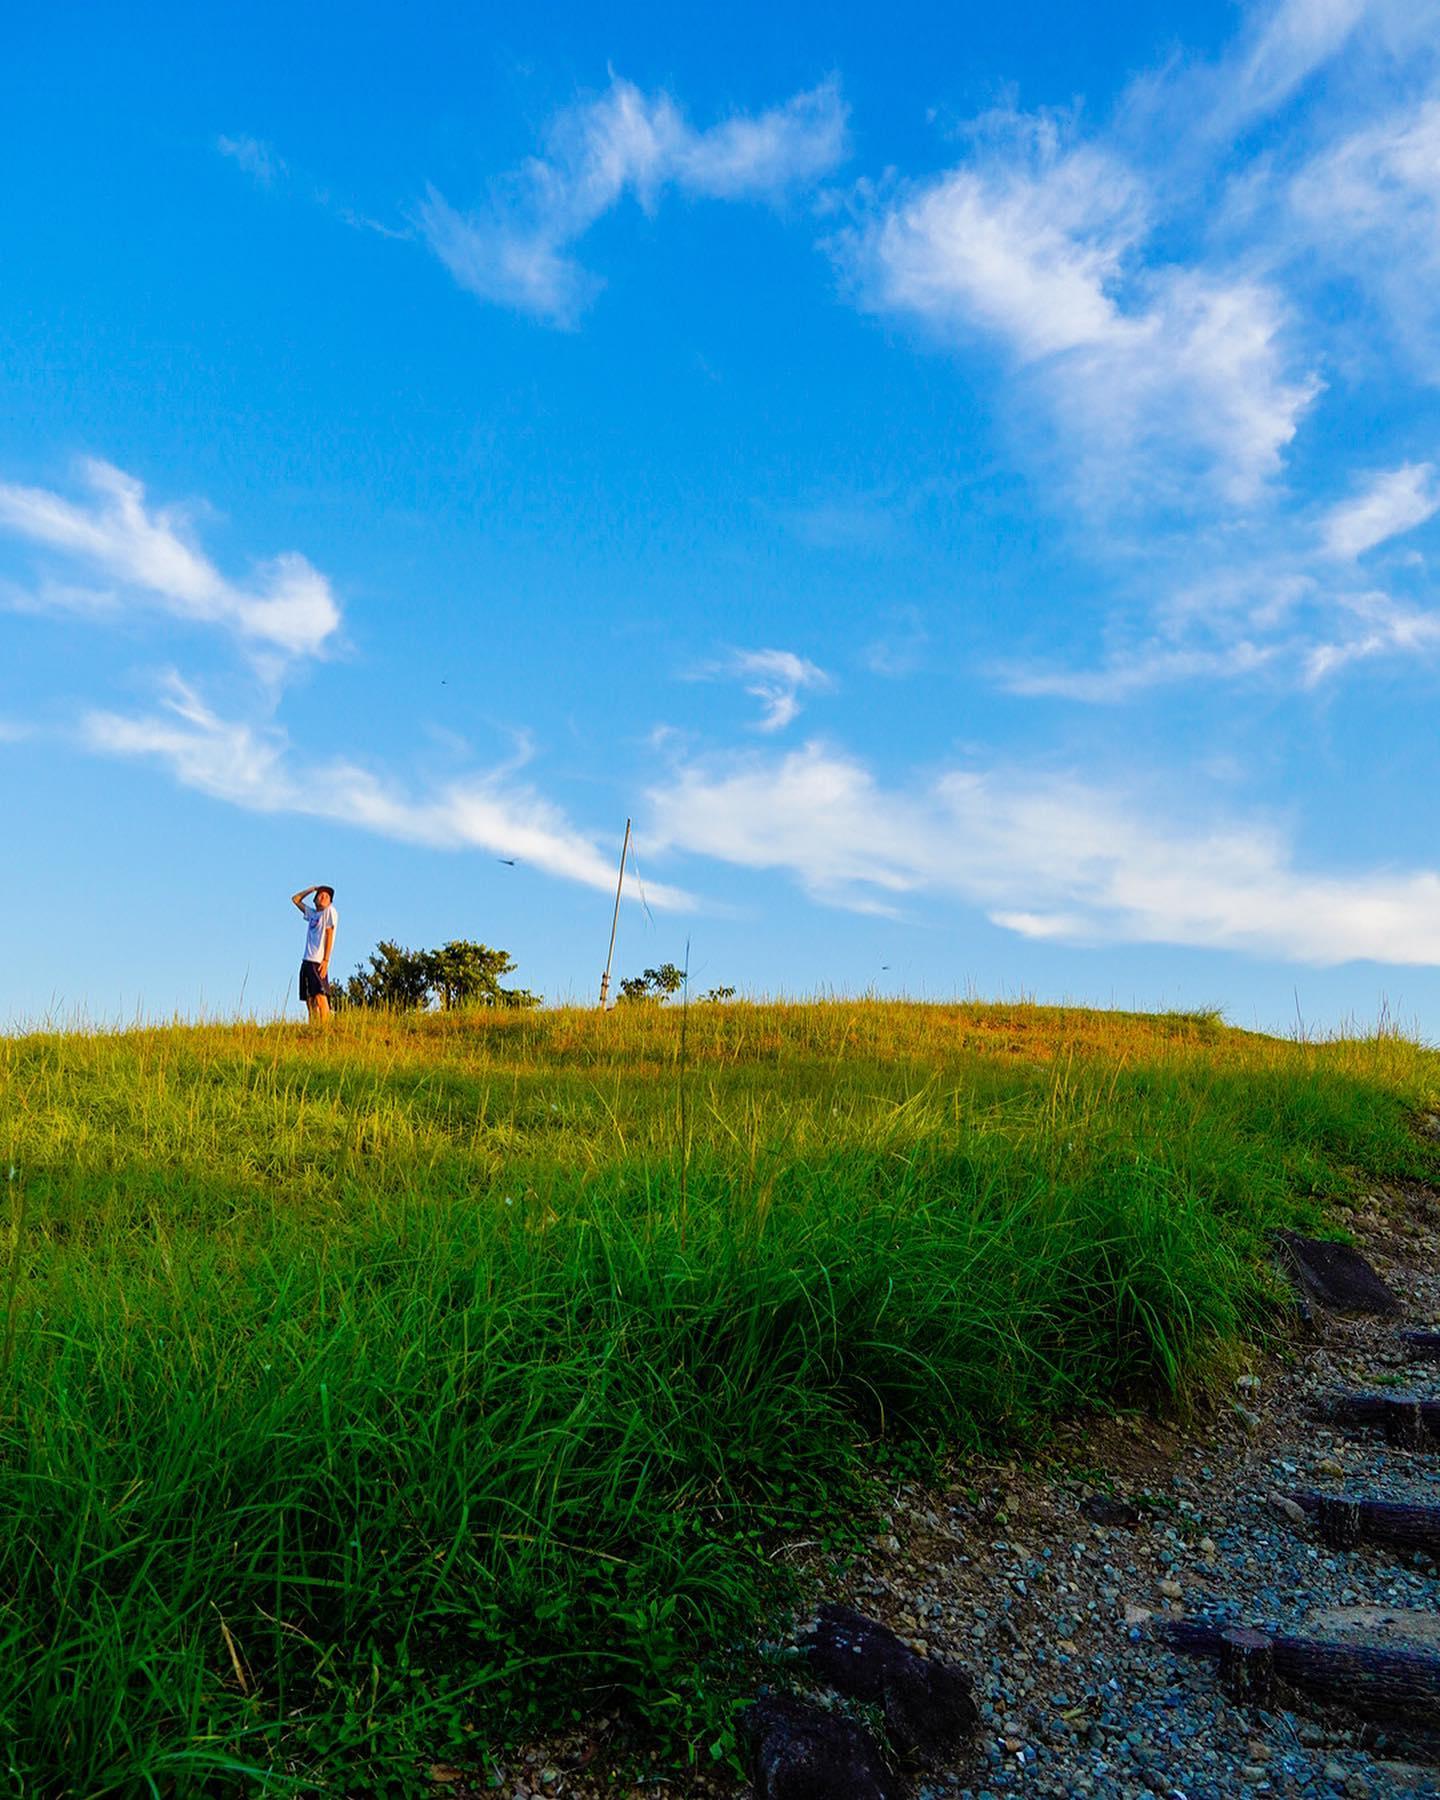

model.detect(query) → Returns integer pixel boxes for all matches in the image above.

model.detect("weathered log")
[1400,1330,1440,1364]
[1285,1491,1440,1558]
[1317,1496,1363,1551]
[743,1693,896,1800]
[1316,1392,1440,1448]
[1219,1627,1275,1705]
[1274,1232,1402,1314]
[806,1604,978,1758]
[1157,1619,1440,1717]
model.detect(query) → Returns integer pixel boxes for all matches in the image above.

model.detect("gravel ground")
[476,1183,1440,1800]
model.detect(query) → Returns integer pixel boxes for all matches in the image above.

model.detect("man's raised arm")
[291,886,316,913]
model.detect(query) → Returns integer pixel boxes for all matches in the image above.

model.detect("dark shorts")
[300,960,329,1002]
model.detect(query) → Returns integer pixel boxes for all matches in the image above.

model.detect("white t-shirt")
[303,904,338,963]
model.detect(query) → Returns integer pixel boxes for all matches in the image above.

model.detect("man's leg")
[314,993,331,1020]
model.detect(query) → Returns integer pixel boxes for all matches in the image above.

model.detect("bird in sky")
[497,859,516,867]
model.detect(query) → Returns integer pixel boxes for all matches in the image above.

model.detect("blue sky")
[4,0,1440,1033]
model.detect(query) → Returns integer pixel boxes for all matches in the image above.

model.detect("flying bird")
[497,859,516,867]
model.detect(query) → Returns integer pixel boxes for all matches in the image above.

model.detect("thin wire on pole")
[598,818,632,1009]
[626,842,657,929]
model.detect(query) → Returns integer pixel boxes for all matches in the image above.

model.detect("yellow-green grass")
[1,1001,1436,1795]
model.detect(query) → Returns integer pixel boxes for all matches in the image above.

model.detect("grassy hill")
[1,1001,1436,1794]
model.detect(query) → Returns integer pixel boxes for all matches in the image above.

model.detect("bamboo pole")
[598,818,631,1010]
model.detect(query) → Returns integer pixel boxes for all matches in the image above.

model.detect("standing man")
[291,884,338,1020]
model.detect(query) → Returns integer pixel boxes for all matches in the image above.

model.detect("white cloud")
[1320,462,1440,559]
[1291,96,1440,364]
[999,641,1280,702]
[217,134,287,186]
[1301,589,1440,682]
[419,76,847,324]
[836,117,1318,499]
[1000,542,1440,701]
[1224,0,1372,127]
[0,460,341,660]
[83,677,694,909]
[702,647,833,731]
[648,740,1440,964]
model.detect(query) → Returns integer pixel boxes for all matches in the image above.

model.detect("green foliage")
[421,940,540,1011]
[341,938,432,1010]
[618,962,687,1003]
[0,1000,1436,1792]
[343,939,540,1012]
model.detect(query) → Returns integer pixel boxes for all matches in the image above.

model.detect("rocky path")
[478,1183,1440,1800]
[774,1182,1440,1800]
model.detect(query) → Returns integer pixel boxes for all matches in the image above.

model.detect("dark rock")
[1273,1232,1402,1315]
[743,1692,896,1800]
[1081,1493,1141,1527]
[807,1603,979,1758]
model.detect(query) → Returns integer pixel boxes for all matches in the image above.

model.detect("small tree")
[423,940,540,1011]
[618,963,687,1004]
[341,939,540,1011]
[342,940,431,1010]
[699,985,737,1003]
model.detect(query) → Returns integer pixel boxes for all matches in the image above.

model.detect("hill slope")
[1,1002,1436,1793]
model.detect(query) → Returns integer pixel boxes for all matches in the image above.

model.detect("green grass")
[0,999,1436,1795]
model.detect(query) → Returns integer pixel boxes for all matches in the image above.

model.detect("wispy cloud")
[833,111,1318,500]
[999,641,1280,702]
[1216,0,1372,132]
[697,647,834,731]
[419,76,847,325]
[649,740,1440,964]
[862,606,929,677]
[217,133,287,186]
[0,460,341,661]
[1002,455,1440,701]
[1291,94,1440,367]
[816,6,1440,710]
[1320,462,1440,559]
[1302,589,1440,682]
[85,677,694,908]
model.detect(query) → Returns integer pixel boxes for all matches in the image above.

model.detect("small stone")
[1233,1405,1263,1435]
[1157,1579,1183,1600]
[1269,1493,1308,1527]
[1198,1537,1217,1559]
[1124,1603,1153,1625]
[1316,1456,1345,1478]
